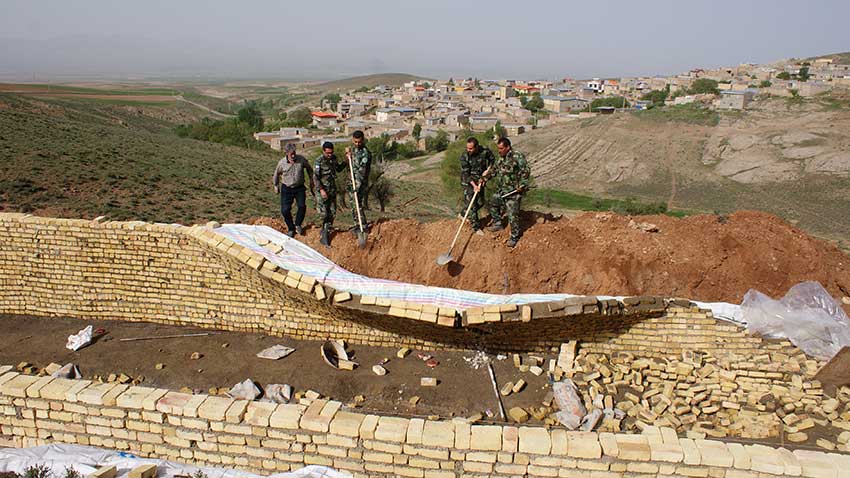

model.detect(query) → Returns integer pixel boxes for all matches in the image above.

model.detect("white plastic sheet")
[65,325,93,351]
[740,281,850,360]
[0,444,348,477]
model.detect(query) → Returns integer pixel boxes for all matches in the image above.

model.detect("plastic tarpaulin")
[740,281,850,360]
[0,444,347,478]
[216,224,744,322]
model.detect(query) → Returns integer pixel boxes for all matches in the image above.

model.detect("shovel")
[436,188,479,266]
[347,149,368,249]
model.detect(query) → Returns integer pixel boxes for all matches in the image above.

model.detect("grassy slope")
[0,94,279,224]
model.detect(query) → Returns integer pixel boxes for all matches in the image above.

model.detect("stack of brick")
[0,365,846,478]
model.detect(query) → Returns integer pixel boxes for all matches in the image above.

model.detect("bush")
[23,465,51,478]
[62,468,81,478]
[591,96,629,111]
[688,79,719,95]
[425,130,449,153]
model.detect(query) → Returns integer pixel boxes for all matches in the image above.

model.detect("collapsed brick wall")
[0,366,844,478]
[0,213,775,357]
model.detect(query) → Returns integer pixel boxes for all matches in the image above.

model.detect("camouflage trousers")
[463,185,487,230]
[348,181,368,229]
[489,190,522,240]
[316,192,336,227]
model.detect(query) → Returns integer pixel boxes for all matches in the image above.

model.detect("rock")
[264,384,293,403]
[500,381,514,396]
[421,377,438,387]
[305,390,321,400]
[52,363,79,379]
[256,344,296,360]
[843,296,850,305]
[190,352,202,360]
[552,379,586,430]
[512,379,526,394]
[529,366,544,376]
[43,363,62,375]
[155,363,165,370]
[816,438,835,450]
[337,359,357,370]
[372,365,387,376]
[508,407,529,423]
[409,396,420,406]
[786,432,808,443]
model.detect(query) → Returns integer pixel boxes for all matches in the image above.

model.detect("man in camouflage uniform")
[459,137,495,232]
[313,141,345,247]
[486,137,531,248]
[346,130,371,234]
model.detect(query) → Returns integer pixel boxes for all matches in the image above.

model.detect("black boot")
[320,225,330,248]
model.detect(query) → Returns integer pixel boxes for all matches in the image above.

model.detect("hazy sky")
[1,0,848,81]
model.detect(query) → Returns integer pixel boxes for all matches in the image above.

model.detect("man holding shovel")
[486,137,531,248]
[459,137,495,234]
[346,130,371,241]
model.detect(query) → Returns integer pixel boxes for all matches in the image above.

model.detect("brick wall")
[0,213,783,357]
[0,366,844,478]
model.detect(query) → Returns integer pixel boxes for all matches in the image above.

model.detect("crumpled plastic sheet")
[740,281,850,361]
[0,444,348,478]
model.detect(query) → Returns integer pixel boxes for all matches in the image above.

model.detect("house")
[375,107,418,123]
[311,111,338,128]
[716,89,756,110]
[541,96,588,113]
[504,124,526,136]
[586,78,604,93]
[337,102,368,117]
[469,113,498,131]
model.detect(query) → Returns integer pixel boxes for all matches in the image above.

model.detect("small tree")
[523,92,544,112]
[412,123,422,140]
[797,66,811,82]
[425,130,449,152]
[491,121,507,138]
[776,71,791,80]
[237,101,264,130]
[641,85,670,106]
[371,176,394,212]
[283,107,312,127]
[322,93,341,110]
[758,80,772,88]
[688,79,719,95]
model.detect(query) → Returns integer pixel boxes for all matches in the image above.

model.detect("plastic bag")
[66,325,93,351]
[741,281,850,360]
[228,379,262,400]
[552,379,586,429]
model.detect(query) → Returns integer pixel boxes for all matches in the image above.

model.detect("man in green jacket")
[346,130,371,234]
[459,137,495,233]
[313,142,345,247]
[486,137,531,248]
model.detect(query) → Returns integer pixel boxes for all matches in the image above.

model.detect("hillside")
[517,96,850,244]
[316,73,429,92]
[0,94,280,224]
[807,51,850,63]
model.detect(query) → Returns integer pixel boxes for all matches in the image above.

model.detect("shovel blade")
[436,253,454,266]
[357,232,367,249]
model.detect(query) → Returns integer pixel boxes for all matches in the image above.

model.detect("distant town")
[253,56,850,152]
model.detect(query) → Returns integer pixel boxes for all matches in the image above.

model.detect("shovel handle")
[446,188,478,257]
[347,150,365,233]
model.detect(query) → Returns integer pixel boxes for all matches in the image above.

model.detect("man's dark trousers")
[280,185,307,233]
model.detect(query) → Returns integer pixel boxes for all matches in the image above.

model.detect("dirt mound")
[250,211,850,307]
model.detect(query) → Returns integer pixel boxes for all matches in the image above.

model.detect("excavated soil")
[250,211,850,308]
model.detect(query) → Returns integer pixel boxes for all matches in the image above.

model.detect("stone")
[500,381,513,396]
[421,377,437,387]
[422,420,454,448]
[529,366,544,376]
[197,396,234,421]
[397,347,410,358]
[128,465,156,478]
[89,466,117,478]
[375,416,409,442]
[787,432,808,443]
[518,427,551,455]
[470,425,502,451]
[567,431,601,459]
[512,379,526,393]
[508,407,528,423]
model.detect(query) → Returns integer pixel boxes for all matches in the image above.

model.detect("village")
[253,56,850,152]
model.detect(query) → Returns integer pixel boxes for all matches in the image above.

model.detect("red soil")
[251,211,850,308]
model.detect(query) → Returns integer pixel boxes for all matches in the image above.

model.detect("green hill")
[0,94,279,224]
